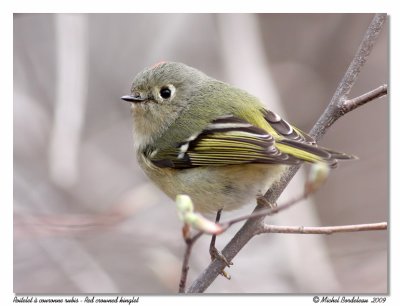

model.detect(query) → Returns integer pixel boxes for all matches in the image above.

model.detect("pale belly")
[139,154,286,214]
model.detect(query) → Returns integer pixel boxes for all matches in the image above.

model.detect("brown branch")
[187,13,387,294]
[309,13,387,141]
[179,231,203,293]
[341,84,387,115]
[220,190,310,231]
[255,222,387,235]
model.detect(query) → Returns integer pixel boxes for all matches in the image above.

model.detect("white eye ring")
[158,84,176,100]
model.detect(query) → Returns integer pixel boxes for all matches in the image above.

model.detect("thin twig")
[310,13,387,141]
[341,84,387,115]
[255,222,387,235]
[221,191,309,231]
[187,14,387,294]
[179,231,203,293]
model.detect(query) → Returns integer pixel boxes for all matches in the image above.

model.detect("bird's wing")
[261,109,356,165]
[146,114,353,169]
[261,109,316,143]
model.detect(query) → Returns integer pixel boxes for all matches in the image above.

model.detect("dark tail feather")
[325,148,358,160]
[324,148,357,169]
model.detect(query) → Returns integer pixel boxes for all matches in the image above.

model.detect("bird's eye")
[160,87,172,99]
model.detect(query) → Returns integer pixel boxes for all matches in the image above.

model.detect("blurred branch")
[255,222,387,235]
[187,13,387,294]
[49,15,89,188]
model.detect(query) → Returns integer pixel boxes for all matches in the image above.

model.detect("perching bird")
[122,61,355,214]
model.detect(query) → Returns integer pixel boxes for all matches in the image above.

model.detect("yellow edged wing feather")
[148,112,355,169]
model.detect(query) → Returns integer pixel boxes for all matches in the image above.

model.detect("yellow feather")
[236,106,280,138]
[276,143,322,163]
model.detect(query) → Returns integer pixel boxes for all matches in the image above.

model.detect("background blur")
[13,14,388,294]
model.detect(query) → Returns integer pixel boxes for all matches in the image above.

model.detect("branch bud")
[176,194,223,235]
[305,162,330,193]
[176,194,194,221]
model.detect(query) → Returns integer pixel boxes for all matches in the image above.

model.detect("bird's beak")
[121,95,146,103]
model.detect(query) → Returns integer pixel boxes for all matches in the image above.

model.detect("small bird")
[121,62,355,214]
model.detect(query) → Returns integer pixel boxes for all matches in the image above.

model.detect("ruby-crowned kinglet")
[121,62,354,214]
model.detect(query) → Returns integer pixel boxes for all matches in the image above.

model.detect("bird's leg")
[209,209,233,279]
